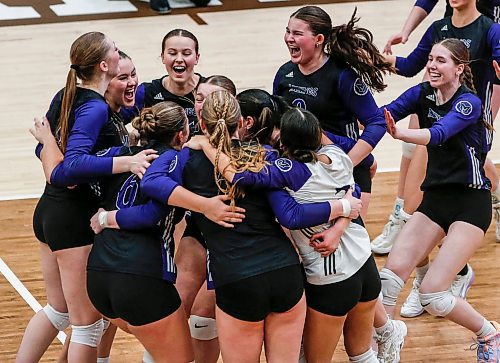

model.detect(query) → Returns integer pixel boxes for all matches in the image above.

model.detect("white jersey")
[287,145,372,285]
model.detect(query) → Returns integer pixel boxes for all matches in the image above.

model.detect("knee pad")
[349,348,378,363]
[102,318,110,333]
[379,268,404,307]
[43,304,70,331]
[419,290,456,317]
[189,315,217,340]
[402,142,416,159]
[70,319,104,348]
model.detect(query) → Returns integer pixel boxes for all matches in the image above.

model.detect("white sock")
[475,319,496,338]
[400,208,412,221]
[97,358,110,363]
[393,197,404,219]
[375,316,393,335]
[349,348,378,362]
[415,263,429,285]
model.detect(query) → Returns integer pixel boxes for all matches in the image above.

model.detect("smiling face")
[106,57,138,110]
[284,17,322,66]
[426,44,464,90]
[448,0,474,10]
[195,83,225,120]
[161,35,199,84]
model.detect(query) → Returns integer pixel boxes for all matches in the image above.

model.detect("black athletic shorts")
[33,194,95,251]
[182,212,207,249]
[215,264,304,322]
[305,255,381,316]
[417,186,491,233]
[87,270,181,326]
[353,165,372,193]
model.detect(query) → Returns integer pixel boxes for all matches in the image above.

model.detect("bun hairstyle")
[236,89,290,144]
[201,90,268,205]
[280,108,322,163]
[291,6,395,92]
[132,101,187,145]
[59,32,113,152]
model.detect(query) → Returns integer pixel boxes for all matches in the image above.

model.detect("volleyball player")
[273,5,394,220]
[380,38,500,363]
[376,0,500,319]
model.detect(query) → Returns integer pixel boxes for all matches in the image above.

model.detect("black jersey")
[87,144,183,282]
[179,145,299,288]
[273,57,386,148]
[387,82,488,190]
[135,74,204,136]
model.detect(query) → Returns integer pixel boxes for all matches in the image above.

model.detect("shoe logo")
[194,324,208,328]
[426,94,435,102]
[421,302,430,307]
[441,25,448,31]
[285,71,294,78]
[154,92,164,100]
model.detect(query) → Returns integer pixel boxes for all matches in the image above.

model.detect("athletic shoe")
[375,319,407,363]
[371,214,404,255]
[400,279,424,318]
[476,321,500,363]
[451,263,475,299]
[493,198,500,242]
[141,0,171,13]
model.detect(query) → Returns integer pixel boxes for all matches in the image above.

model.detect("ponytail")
[58,69,78,152]
[327,8,395,92]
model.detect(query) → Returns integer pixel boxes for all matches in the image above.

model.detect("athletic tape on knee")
[402,142,416,159]
[380,268,404,307]
[419,290,456,317]
[70,318,104,348]
[189,315,217,340]
[349,348,378,363]
[43,304,70,331]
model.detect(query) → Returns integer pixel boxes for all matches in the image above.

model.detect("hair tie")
[70,64,79,71]
[217,118,225,125]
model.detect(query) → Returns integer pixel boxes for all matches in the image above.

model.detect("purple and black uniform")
[386,82,491,232]
[415,0,500,22]
[394,14,500,152]
[33,88,128,251]
[273,57,386,192]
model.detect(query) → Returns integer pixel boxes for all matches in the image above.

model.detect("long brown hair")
[291,6,395,92]
[59,32,113,152]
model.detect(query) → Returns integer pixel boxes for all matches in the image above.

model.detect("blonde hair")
[201,90,268,205]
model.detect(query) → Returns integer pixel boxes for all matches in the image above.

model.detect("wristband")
[98,211,109,229]
[340,199,351,218]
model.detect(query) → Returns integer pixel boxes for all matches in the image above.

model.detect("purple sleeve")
[488,24,500,64]
[115,200,167,229]
[384,84,422,122]
[337,70,386,147]
[35,143,43,159]
[323,131,374,169]
[267,189,331,229]
[428,94,482,145]
[233,158,311,192]
[395,25,433,77]
[140,149,182,204]
[415,0,438,14]
[50,100,113,186]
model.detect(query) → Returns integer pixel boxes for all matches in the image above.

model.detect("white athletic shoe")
[451,264,475,299]
[375,319,407,363]
[400,279,424,318]
[371,214,404,255]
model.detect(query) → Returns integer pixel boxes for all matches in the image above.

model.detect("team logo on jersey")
[292,98,306,109]
[460,39,472,48]
[168,155,178,173]
[441,24,448,31]
[353,78,369,96]
[426,94,435,102]
[285,71,294,78]
[154,92,164,101]
[274,158,293,172]
[455,100,473,116]
[428,108,442,120]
